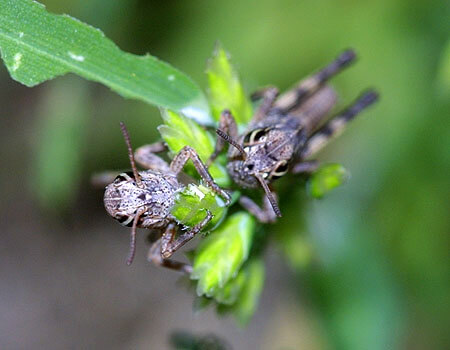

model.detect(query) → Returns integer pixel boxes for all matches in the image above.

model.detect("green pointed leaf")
[0,0,211,124]
[191,212,256,297]
[206,43,253,125]
[158,109,231,187]
[215,259,265,326]
[307,163,350,199]
[213,265,247,305]
[159,109,214,159]
[230,259,265,326]
[172,184,227,231]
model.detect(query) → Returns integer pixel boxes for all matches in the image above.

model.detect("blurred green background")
[0,1,448,349]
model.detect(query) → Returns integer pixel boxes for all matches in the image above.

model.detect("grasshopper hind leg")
[301,90,379,159]
[250,86,279,122]
[147,211,213,274]
[148,240,193,275]
[147,223,194,275]
[276,49,356,113]
[134,142,170,172]
[160,210,213,259]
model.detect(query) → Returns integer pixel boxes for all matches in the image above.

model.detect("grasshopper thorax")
[227,116,305,189]
[104,170,181,229]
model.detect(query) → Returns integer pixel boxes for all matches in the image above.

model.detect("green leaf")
[158,109,231,187]
[230,259,265,326]
[213,265,247,305]
[216,259,265,326]
[206,43,253,125]
[172,184,227,231]
[307,163,350,199]
[191,212,256,297]
[159,109,214,160]
[0,0,211,124]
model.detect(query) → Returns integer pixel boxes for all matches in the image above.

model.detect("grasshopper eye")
[114,171,135,183]
[114,174,126,183]
[244,129,267,145]
[116,214,134,227]
[270,161,289,179]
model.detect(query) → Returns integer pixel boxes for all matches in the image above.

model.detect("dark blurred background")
[1,1,449,349]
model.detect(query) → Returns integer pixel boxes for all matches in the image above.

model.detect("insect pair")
[102,48,378,271]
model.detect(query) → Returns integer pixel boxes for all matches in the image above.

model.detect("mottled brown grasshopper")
[208,49,379,222]
[101,123,230,273]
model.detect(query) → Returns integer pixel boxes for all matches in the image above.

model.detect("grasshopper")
[101,122,230,274]
[208,49,379,222]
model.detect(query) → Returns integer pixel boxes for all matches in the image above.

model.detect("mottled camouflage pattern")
[210,49,378,221]
[100,125,230,272]
[104,170,180,229]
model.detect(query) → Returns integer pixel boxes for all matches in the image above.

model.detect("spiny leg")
[302,90,379,159]
[134,142,170,172]
[207,109,238,166]
[160,222,177,257]
[239,194,278,223]
[161,210,213,259]
[276,49,356,112]
[251,86,279,123]
[147,227,193,275]
[170,146,231,205]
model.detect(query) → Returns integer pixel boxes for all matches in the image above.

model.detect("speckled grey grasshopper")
[100,123,230,273]
[208,49,379,222]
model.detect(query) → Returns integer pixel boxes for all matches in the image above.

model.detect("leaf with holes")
[172,184,227,231]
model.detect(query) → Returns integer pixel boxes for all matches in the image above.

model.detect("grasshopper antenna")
[119,122,143,188]
[126,208,145,265]
[216,129,247,160]
[255,174,282,217]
